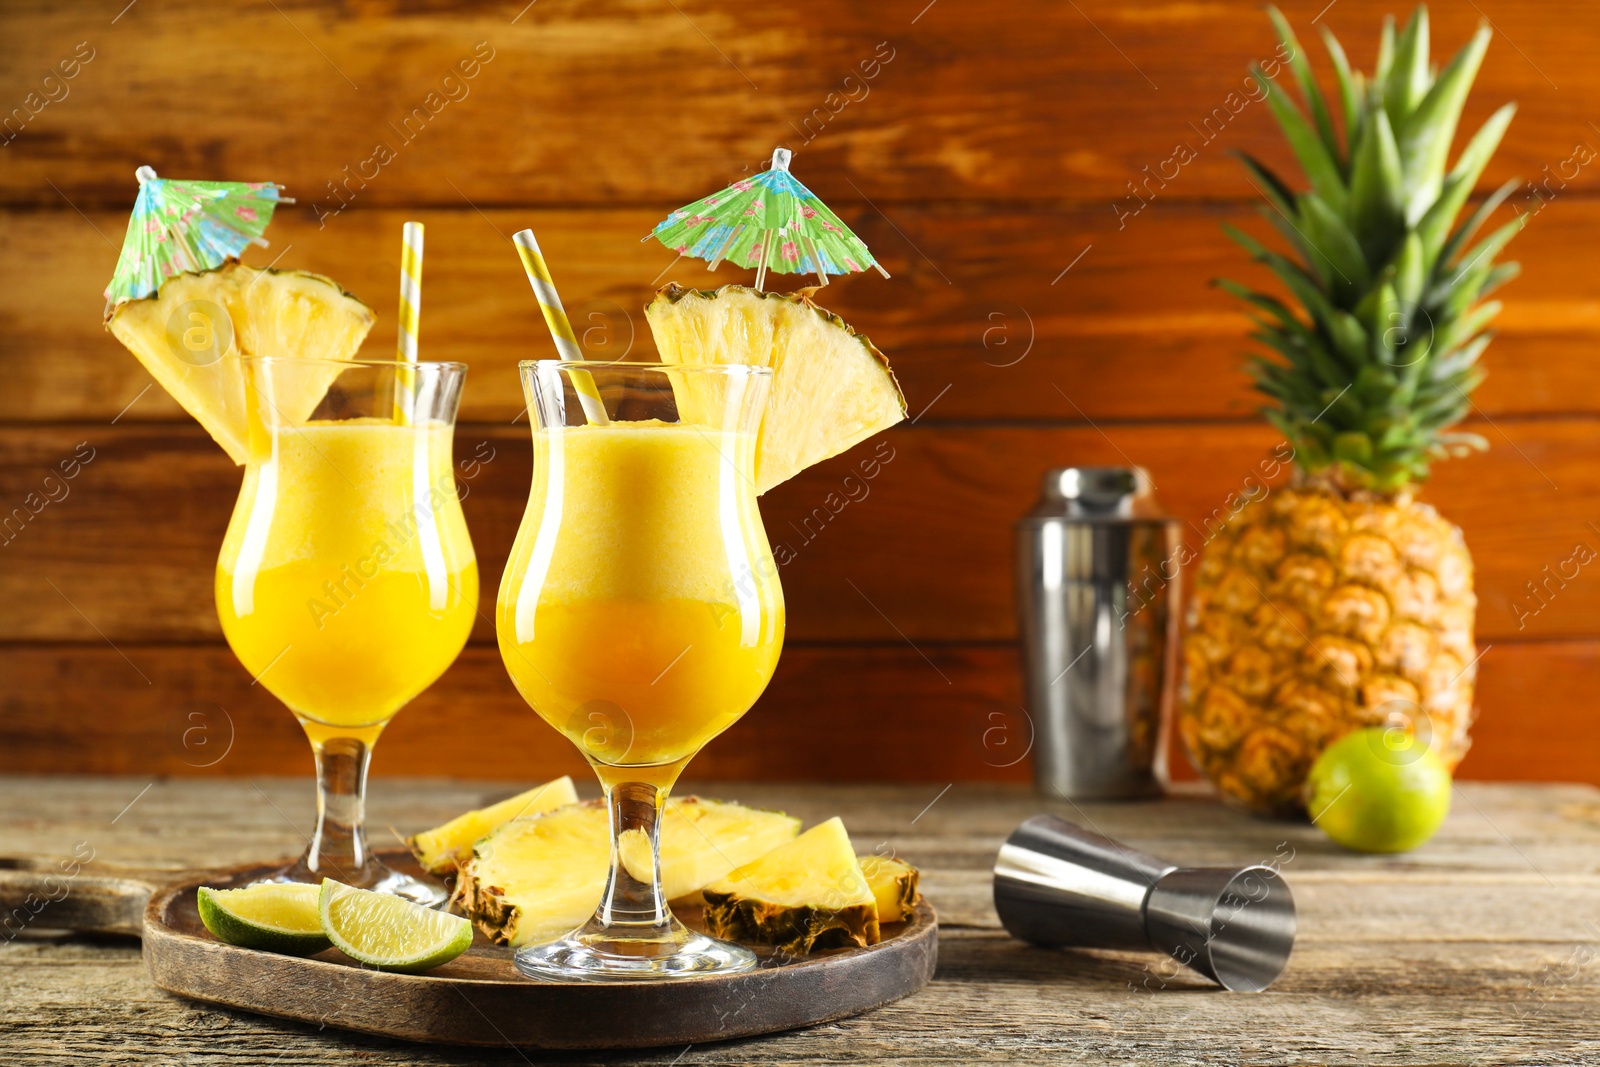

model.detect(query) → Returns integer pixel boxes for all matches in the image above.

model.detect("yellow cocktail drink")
[218,419,478,742]
[500,360,778,979]
[215,356,475,905]
[497,420,783,785]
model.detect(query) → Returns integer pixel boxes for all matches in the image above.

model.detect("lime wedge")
[317,879,473,973]
[196,882,331,955]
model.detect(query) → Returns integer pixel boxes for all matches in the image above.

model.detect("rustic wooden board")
[0,1,1585,207]
[2,420,1597,645]
[72,852,933,1049]
[6,199,1600,425]
[0,640,1594,785]
[4,778,1600,1064]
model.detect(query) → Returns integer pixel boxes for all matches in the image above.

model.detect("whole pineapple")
[1180,7,1520,815]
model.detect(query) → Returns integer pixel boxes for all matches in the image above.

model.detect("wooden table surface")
[2,776,1598,1065]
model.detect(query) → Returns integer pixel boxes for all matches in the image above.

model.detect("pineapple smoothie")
[217,419,478,740]
[496,420,784,783]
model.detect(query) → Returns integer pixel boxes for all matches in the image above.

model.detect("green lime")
[196,882,331,955]
[317,879,472,973]
[1306,726,1452,853]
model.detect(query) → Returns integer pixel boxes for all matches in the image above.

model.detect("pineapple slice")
[458,797,799,946]
[407,776,579,876]
[106,262,375,464]
[644,284,905,494]
[702,817,879,954]
[859,854,920,923]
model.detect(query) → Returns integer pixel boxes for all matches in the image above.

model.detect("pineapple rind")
[702,895,879,955]
[458,796,800,946]
[1180,484,1476,815]
[702,817,881,954]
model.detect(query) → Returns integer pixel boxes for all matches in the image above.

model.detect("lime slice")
[196,882,332,955]
[317,879,473,973]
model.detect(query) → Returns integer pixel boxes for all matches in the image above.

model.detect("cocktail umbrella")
[103,165,288,312]
[647,148,889,290]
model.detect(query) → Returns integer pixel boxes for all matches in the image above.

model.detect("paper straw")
[512,228,608,425]
[397,221,423,362]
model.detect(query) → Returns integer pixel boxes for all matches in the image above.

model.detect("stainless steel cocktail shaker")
[1015,468,1181,798]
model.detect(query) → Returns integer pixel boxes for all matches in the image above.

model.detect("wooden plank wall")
[2,0,1597,784]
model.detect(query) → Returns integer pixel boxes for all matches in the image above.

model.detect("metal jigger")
[993,816,1296,992]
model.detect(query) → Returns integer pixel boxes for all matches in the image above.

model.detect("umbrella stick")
[802,234,828,287]
[649,253,685,287]
[706,225,743,272]
[512,228,609,426]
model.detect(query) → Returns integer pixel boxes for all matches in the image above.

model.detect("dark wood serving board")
[0,850,938,1049]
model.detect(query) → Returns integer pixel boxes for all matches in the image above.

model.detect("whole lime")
[1305,727,1452,853]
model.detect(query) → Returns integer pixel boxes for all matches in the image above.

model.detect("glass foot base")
[514,927,757,982]
[253,856,448,909]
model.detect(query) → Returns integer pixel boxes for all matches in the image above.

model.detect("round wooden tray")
[139,850,938,1048]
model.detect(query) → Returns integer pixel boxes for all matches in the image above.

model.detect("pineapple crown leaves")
[1220,5,1520,492]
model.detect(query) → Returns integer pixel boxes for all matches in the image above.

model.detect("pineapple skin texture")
[1180,484,1476,815]
[702,892,880,955]
[457,797,801,946]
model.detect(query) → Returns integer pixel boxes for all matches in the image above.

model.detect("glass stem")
[592,780,672,939]
[306,735,373,882]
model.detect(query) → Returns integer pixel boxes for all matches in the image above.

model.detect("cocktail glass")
[217,357,478,906]
[497,360,783,980]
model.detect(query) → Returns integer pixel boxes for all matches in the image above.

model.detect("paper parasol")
[103,166,288,312]
[647,148,888,290]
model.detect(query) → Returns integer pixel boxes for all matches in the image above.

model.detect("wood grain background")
[2,0,1597,785]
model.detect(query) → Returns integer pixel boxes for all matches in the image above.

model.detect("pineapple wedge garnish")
[458,797,799,946]
[703,817,879,954]
[644,284,905,494]
[407,777,579,876]
[859,854,920,923]
[107,262,375,464]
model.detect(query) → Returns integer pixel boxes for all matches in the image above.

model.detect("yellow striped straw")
[397,221,424,362]
[512,228,608,425]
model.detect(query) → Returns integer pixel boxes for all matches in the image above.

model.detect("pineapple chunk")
[859,854,920,923]
[458,797,799,946]
[703,817,879,954]
[407,777,579,876]
[107,262,375,464]
[644,284,905,494]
